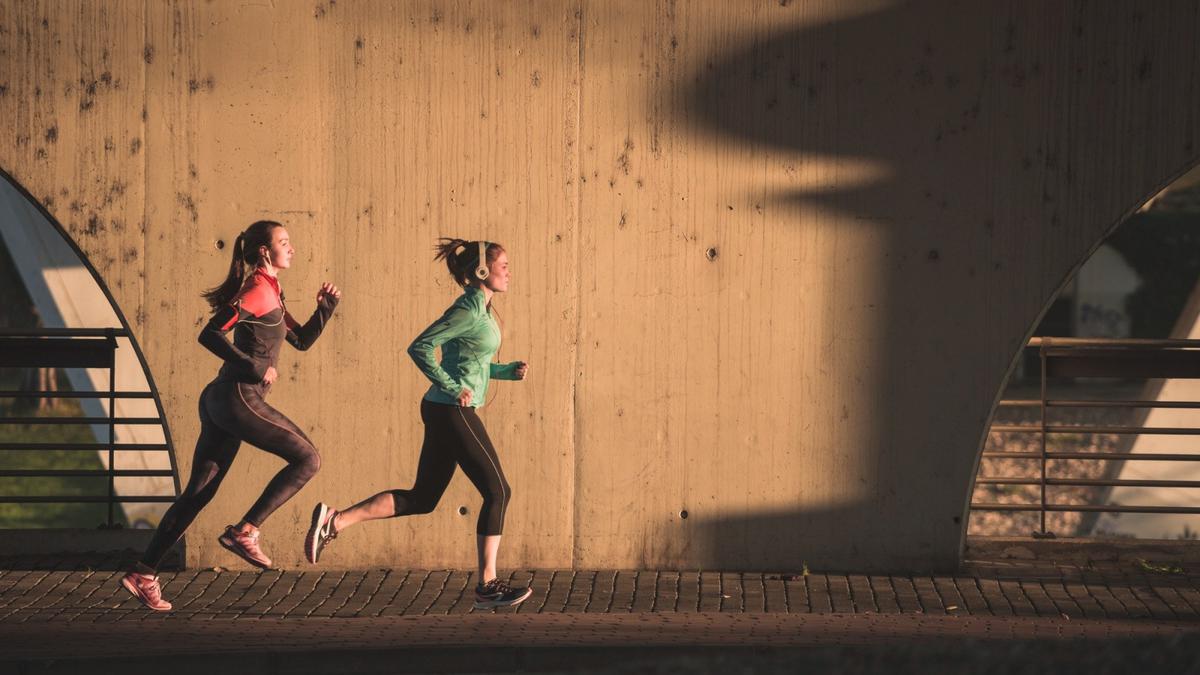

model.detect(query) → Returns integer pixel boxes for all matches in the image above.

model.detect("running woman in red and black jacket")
[120,220,340,611]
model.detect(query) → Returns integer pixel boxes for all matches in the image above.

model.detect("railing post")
[1034,338,1054,538]
[106,328,117,529]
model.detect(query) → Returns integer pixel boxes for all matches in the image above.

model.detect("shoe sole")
[472,587,533,610]
[120,576,172,611]
[305,503,329,564]
[217,533,273,570]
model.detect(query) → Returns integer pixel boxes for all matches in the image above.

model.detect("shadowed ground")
[2,539,1199,673]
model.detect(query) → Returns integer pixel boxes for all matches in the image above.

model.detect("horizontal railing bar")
[1047,424,1200,435]
[971,503,1200,514]
[0,469,173,478]
[1045,399,1200,409]
[1028,337,1200,348]
[977,477,1200,488]
[0,328,129,337]
[0,443,169,451]
[981,451,1200,461]
[0,496,175,504]
[0,417,161,425]
[990,424,1200,435]
[0,391,154,399]
[998,399,1200,409]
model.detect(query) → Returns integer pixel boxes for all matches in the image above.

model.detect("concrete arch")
[0,166,180,526]
[969,159,1200,539]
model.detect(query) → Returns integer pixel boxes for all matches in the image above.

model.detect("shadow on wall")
[673,1,1194,571]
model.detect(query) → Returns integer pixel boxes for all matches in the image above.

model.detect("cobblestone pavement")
[1,547,1199,673]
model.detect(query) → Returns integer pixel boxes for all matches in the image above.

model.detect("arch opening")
[971,164,1200,542]
[0,167,178,535]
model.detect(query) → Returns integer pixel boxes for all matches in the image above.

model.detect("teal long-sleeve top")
[407,286,522,408]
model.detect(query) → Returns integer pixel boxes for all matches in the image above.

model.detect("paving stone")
[910,577,943,614]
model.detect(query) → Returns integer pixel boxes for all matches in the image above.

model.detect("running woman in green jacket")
[305,238,533,609]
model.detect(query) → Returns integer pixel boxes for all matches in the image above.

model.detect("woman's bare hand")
[514,362,529,380]
[318,282,341,303]
[457,387,474,407]
[262,366,278,385]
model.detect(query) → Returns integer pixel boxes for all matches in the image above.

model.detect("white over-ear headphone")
[474,240,490,281]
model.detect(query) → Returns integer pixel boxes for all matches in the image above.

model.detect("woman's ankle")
[234,521,259,535]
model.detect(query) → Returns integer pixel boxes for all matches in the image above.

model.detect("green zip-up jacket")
[407,286,522,408]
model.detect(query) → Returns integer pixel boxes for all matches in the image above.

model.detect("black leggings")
[141,379,321,567]
[388,399,511,536]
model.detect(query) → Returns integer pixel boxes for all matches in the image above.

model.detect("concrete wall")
[1,0,1198,572]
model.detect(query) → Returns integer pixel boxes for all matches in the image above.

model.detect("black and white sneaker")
[304,502,338,564]
[473,578,533,609]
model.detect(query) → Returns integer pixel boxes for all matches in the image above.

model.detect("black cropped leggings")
[388,399,511,536]
[141,379,320,568]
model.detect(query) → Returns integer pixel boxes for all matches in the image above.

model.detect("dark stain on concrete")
[41,195,53,208]
[34,148,47,160]
[187,75,216,94]
[143,45,155,64]
[44,126,57,143]
[123,246,138,263]
[0,83,7,97]
[130,137,142,155]
[617,138,633,175]
[176,192,198,223]
[431,8,442,25]
[531,70,541,87]
[104,181,127,206]
[464,19,474,34]
[82,214,104,236]
[531,24,540,39]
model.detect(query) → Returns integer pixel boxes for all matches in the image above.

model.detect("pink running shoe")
[120,565,172,611]
[217,525,273,569]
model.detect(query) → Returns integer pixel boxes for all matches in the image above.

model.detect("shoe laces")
[133,572,162,597]
[231,526,260,544]
[481,578,513,594]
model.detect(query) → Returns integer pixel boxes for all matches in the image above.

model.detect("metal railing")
[0,328,174,527]
[973,336,1200,537]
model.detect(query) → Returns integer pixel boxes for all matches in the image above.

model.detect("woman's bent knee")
[295,448,321,481]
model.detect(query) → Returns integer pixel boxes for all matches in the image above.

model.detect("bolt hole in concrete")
[705,247,717,261]
[215,239,225,250]
[458,506,469,516]
[680,509,689,519]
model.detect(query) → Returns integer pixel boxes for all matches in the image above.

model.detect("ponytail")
[202,220,282,310]
[433,237,504,288]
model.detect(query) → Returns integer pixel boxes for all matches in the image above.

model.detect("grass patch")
[0,397,128,529]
